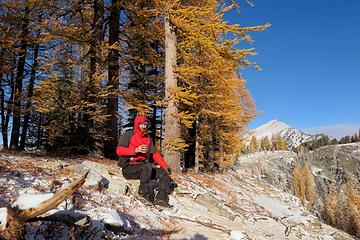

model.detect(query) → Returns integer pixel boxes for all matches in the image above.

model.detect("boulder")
[108,179,128,195]
[70,160,112,179]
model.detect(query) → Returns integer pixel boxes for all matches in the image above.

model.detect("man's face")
[139,123,148,132]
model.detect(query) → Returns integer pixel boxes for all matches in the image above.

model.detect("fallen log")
[0,170,89,240]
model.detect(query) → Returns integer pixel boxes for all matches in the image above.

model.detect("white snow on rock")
[0,207,8,231]
[87,207,133,233]
[12,193,54,210]
[254,195,309,225]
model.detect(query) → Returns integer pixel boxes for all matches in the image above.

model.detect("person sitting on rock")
[116,115,176,207]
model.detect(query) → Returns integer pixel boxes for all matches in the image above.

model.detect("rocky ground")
[0,152,356,239]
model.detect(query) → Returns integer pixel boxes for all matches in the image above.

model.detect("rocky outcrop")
[236,151,298,193]
[237,143,360,238]
[302,143,360,184]
[237,143,360,196]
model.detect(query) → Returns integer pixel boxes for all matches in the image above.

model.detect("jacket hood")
[134,115,149,134]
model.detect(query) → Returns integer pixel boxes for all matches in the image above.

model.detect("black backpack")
[117,130,134,168]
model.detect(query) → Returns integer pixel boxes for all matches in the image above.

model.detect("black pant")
[122,162,171,201]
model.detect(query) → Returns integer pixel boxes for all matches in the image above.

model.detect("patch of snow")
[23,176,34,181]
[12,193,54,210]
[87,207,133,233]
[0,178,7,185]
[229,230,246,240]
[0,207,8,230]
[254,195,305,225]
[311,166,323,176]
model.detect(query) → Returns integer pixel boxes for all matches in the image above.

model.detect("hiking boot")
[154,198,172,208]
[167,182,178,194]
[138,191,154,203]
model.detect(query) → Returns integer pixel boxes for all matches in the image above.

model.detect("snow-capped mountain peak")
[248,119,290,139]
[247,120,319,149]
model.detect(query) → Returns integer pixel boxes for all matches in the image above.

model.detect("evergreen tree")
[169,0,266,169]
[104,0,121,159]
[330,138,338,145]
[263,136,271,151]
[249,136,258,153]
[339,135,351,144]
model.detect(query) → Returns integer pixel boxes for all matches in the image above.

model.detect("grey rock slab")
[108,179,128,195]
[84,169,109,187]
[68,160,112,179]
[195,192,236,221]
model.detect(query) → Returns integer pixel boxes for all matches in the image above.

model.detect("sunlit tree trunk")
[163,14,181,173]
[194,117,202,173]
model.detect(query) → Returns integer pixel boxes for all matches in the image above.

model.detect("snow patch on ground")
[254,195,308,225]
[12,193,54,210]
[229,230,246,240]
[87,207,133,233]
[0,207,8,230]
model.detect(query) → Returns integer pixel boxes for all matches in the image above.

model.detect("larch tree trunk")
[19,42,40,149]
[86,0,104,151]
[194,117,201,173]
[150,104,157,141]
[103,0,120,159]
[36,114,43,148]
[10,11,29,150]
[163,14,181,173]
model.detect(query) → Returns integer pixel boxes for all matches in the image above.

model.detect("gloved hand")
[166,167,172,175]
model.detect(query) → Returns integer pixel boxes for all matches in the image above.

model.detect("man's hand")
[135,144,148,153]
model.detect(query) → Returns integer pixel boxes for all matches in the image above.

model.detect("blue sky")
[225,0,360,138]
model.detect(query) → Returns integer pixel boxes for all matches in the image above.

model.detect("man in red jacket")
[116,115,174,207]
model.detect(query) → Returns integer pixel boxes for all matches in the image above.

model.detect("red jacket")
[116,115,168,170]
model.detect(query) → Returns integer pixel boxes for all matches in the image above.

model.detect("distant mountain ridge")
[246,120,323,149]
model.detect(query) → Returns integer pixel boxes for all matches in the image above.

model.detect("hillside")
[0,153,355,239]
[237,143,360,238]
